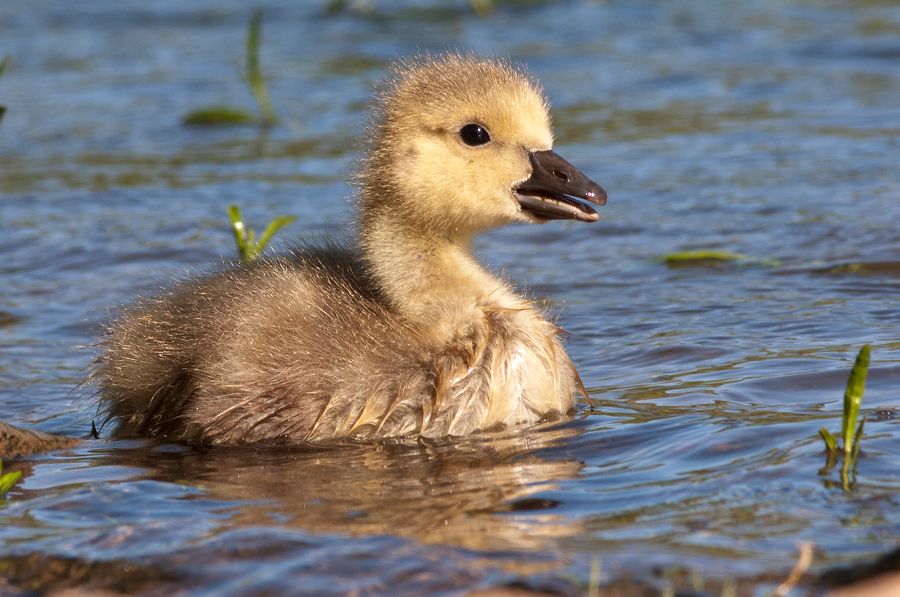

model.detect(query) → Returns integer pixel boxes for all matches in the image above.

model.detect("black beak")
[515,150,607,222]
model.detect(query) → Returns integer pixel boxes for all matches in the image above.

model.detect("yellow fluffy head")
[360,54,554,236]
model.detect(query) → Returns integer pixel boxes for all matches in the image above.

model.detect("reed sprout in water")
[0,56,9,123]
[228,204,296,263]
[819,344,871,491]
[0,459,22,497]
[183,9,277,127]
[242,9,277,125]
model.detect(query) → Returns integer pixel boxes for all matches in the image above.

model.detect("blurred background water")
[1,0,899,594]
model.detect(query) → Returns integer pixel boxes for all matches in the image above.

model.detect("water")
[1,0,899,593]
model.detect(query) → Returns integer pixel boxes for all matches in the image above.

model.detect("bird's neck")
[361,212,516,338]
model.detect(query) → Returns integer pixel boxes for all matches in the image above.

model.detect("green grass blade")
[840,454,854,492]
[0,56,9,124]
[850,417,866,462]
[257,215,297,252]
[228,205,253,262]
[246,9,262,82]
[818,428,838,453]
[244,9,276,126]
[0,470,22,495]
[245,229,258,261]
[841,345,870,458]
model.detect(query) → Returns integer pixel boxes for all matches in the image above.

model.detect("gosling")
[95,55,607,445]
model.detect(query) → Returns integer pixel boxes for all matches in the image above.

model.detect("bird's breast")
[423,309,577,437]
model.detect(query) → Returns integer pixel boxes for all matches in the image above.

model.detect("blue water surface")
[1,1,899,594]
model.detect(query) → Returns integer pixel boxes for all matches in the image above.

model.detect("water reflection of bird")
[95,55,607,445]
[123,426,585,553]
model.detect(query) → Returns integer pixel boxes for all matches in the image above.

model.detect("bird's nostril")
[551,168,570,182]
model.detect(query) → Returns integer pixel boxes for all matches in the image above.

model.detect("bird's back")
[97,245,414,443]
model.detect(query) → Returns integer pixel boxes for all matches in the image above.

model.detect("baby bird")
[95,55,606,445]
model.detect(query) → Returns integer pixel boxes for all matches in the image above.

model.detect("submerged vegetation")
[663,250,747,265]
[819,345,871,491]
[183,106,257,126]
[228,204,296,263]
[183,10,277,127]
[661,250,780,268]
[326,0,499,17]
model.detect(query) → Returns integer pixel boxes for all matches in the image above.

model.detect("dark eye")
[459,123,490,146]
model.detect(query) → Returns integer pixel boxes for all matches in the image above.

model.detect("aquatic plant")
[664,249,746,262]
[326,0,497,17]
[182,106,257,126]
[662,250,747,266]
[183,9,277,127]
[467,0,495,17]
[661,250,781,268]
[819,344,870,491]
[241,9,277,125]
[228,204,296,263]
[0,56,9,123]
[0,459,22,497]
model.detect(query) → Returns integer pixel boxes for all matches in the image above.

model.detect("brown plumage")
[93,54,607,445]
